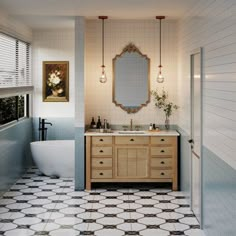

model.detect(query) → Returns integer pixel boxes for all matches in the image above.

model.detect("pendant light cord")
[156,16,165,82]
[102,18,104,67]
[159,18,162,69]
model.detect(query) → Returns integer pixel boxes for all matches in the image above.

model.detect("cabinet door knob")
[161,172,165,176]
[161,138,165,142]
[130,139,134,142]
[99,161,103,164]
[99,150,104,153]
[161,150,165,153]
[161,161,165,164]
[99,172,103,176]
[99,139,104,142]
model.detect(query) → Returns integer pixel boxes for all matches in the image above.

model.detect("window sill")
[0,117,31,132]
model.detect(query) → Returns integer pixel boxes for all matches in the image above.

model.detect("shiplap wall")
[177,0,236,170]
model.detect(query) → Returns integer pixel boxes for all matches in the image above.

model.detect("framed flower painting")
[43,61,69,102]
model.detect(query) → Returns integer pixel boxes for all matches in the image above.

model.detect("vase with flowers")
[151,89,179,129]
[47,70,64,97]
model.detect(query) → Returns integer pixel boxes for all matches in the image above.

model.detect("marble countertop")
[85,130,179,136]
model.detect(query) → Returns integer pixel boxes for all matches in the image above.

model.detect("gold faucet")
[130,119,133,131]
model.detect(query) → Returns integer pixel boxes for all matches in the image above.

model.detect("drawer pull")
[161,161,165,164]
[99,139,104,142]
[161,150,165,153]
[161,138,165,142]
[99,150,104,153]
[161,172,165,176]
[130,139,134,142]
[99,172,103,176]
[99,161,103,164]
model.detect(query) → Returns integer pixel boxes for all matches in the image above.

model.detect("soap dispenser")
[149,123,153,131]
[96,116,102,129]
[90,117,96,128]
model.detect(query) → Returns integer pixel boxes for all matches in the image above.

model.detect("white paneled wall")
[32,29,75,117]
[85,20,178,125]
[178,0,236,169]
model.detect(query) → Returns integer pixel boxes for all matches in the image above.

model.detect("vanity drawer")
[92,158,112,168]
[92,169,112,179]
[92,136,112,145]
[92,147,112,156]
[115,136,149,145]
[151,147,173,156]
[151,136,175,145]
[151,169,172,178]
[151,158,172,168]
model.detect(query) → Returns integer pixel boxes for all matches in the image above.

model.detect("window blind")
[0,32,32,91]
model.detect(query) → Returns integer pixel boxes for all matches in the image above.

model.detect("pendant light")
[156,16,165,83]
[98,16,108,83]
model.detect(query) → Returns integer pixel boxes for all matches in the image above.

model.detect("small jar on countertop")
[149,123,153,131]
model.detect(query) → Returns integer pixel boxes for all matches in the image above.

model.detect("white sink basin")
[118,130,146,134]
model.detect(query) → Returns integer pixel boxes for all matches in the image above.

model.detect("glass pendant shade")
[99,66,107,83]
[157,71,164,83]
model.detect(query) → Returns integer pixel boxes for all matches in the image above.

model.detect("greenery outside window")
[0,94,29,125]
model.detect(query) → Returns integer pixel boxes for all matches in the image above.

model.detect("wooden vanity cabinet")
[86,135,178,190]
[115,147,149,178]
[150,136,178,190]
[87,136,113,180]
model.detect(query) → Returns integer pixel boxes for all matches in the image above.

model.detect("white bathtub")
[30,140,74,178]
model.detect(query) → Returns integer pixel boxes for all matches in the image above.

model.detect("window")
[0,33,31,87]
[0,95,29,125]
[0,33,32,126]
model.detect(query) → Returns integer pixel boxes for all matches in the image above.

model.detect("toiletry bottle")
[149,123,153,131]
[96,116,102,129]
[90,117,96,128]
[152,123,156,130]
[104,119,108,130]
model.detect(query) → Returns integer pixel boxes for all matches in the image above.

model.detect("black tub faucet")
[39,117,53,141]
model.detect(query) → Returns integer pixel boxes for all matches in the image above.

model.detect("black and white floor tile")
[0,168,204,236]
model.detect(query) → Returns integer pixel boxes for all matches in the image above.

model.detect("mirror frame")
[112,43,150,113]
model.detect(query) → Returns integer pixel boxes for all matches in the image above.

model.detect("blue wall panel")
[203,147,236,236]
[32,117,74,141]
[177,126,236,235]
[0,119,32,196]
[75,127,85,190]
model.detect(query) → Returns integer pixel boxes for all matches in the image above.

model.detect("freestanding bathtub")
[30,140,74,178]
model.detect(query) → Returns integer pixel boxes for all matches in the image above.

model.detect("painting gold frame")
[43,61,69,102]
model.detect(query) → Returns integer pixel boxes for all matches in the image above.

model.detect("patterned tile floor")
[0,167,204,236]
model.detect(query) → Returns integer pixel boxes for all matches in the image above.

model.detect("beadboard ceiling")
[0,0,199,29]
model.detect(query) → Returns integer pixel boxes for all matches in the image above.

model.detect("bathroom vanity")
[85,130,179,190]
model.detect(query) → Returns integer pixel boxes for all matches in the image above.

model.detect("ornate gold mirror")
[112,43,150,113]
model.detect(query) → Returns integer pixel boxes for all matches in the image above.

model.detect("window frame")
[0,94,30,127]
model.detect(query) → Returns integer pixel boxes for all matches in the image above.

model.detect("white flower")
[53,77,60,85]
[48,72,61,85]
